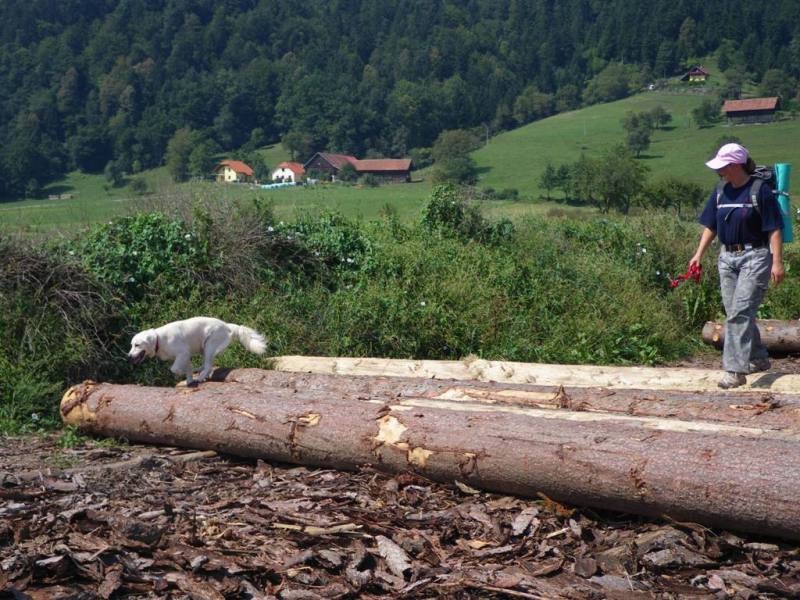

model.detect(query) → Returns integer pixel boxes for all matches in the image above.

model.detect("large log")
[702,319,800,353]
[271,355,800,393]
[62,370,800,540]
[211,368,800,432]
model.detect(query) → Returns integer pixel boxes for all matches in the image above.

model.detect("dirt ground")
[3,358,800,599]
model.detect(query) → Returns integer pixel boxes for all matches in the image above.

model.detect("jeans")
[718,247,772,373]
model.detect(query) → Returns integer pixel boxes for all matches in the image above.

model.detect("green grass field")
[474,92,800,197]
[3,88,799,233]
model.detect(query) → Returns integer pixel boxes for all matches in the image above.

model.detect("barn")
[722,97,780,124]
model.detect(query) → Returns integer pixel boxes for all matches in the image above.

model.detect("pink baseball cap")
[705,143,749,170]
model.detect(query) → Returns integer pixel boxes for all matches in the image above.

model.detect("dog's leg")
[196,329,232,382]
[171,353,194,385]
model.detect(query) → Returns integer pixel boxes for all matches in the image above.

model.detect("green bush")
[73,212,217,301]
[422,184,515,246]
[9,195,800,433]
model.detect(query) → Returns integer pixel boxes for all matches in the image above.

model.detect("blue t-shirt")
[698,177,783,245]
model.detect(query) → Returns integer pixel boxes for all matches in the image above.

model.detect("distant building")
[303,152,412,183]
[681,65,710,83]
[214,159,255,183]
[271,161,306,183]
[303,153,358,180]
[351,158,413,183]
[722,97,780,124]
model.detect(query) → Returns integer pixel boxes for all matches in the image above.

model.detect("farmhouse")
[271,161,305,183]
[214,159,255,183]
[303,152,412,183]
[351,158,413,183]
[681,65,710,83]
[722,97,780,124]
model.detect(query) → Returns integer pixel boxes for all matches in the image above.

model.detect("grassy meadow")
[4,87,800,233]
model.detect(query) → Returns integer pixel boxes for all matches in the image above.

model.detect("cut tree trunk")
[702,319,800,353]
[207,369,800,432]
[271,355,800,393]
[62,369,800,540]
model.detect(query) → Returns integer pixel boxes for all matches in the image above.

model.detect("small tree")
[25,178,41,199]
[282,130,314,162]
[594,145,650,214]
[649,106,672,129]
[555,164,571,200]
[338,163,358,182]
[166,127,195,182]
[692,98,722,128]
[626,126,651,158]
[104,160,124,187]
[539,163,558,200]
[188,139,218,179]
[644,177,704,219]
[431,156,478,185]
[130,177,148,195]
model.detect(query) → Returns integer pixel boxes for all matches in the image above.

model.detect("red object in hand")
[669,263,702,289]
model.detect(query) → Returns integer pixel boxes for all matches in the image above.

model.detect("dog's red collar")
[154,336,159,354]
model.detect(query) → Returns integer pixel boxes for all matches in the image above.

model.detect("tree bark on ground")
[702,319,800,353]
[62,370,800,540]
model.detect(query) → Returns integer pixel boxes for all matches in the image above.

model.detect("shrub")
[0,236,127,431]
[73,212,217,301]
[422,184,515,245]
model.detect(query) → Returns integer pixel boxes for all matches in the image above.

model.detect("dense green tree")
[431,129,480,164]
[165,127,196,183]
[692,98,723,128]
[539,163,558,200]
[582,63,635,104]
[649,106,672,130]
[760,68,797,102]
[626,126,651,158]
[188,139,218,179]
[2,0,800,197]
[644,177,705,218]
[512,85,555,125]
[593,145,649,214]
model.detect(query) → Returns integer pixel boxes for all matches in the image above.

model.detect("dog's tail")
[230,324,267,355]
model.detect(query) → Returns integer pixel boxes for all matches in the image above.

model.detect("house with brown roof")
[271,161,305,183]
[722,97,780,124]
[351,158,413,183]
[214,159,255,183]
[303,152,412,183]
[681,65,710,83]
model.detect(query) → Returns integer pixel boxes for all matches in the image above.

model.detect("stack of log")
[62,357,800,540]
[702,318,800,353]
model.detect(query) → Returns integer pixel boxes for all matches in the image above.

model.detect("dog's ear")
[142,330,158,355]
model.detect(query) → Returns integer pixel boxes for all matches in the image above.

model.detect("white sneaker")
[749,358,771,373]
[718,372,746,389]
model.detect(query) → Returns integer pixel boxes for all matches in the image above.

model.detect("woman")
[689,143,784,389]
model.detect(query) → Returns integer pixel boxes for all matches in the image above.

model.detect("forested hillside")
[2,0,800,198]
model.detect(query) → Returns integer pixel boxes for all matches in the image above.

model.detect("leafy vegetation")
[5,184,800,433]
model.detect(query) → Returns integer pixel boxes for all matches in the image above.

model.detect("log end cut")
[60,381,100,426]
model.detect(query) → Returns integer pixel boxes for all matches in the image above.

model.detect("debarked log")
[62,373,800,540]
[702,319,800,353]
[208,369,800,432]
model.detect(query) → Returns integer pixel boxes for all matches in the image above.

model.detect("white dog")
[128,317,267,385]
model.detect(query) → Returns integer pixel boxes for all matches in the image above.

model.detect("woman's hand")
[772,260,785,285]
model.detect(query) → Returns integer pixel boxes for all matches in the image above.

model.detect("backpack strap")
[715,178,761,214]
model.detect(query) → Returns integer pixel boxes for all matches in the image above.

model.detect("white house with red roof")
[271,161,305,183]
[213,159,255,183]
